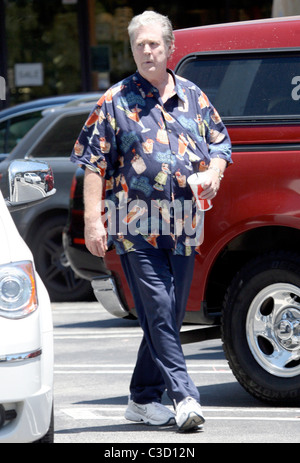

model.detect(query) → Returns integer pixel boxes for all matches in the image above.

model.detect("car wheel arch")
[203,224,300,316]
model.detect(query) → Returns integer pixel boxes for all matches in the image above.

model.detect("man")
[71,10,232,432]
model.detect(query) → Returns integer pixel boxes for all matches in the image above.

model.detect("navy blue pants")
[120,247,200,406]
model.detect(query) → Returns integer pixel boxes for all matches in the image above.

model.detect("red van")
[64,16,300,405]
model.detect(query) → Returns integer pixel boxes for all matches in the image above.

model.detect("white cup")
[187,171,213,211]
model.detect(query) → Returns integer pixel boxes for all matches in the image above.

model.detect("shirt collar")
[169,69,186,103]
[134,69,186,103]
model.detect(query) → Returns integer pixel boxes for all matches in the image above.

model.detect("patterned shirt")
[70,70,232,255]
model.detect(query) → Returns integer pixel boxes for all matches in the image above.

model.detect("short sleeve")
[70,95,119,178]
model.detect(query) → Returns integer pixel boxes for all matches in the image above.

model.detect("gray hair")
[128,11,175,50]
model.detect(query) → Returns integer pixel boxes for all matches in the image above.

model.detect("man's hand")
[84,215,107,258]
[84,168,107,258]
[200,159,227,200]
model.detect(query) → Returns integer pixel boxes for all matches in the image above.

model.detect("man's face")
[132,24,173,81]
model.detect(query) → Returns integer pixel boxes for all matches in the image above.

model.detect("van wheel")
[222,251,300,405]
[31,215,94,302]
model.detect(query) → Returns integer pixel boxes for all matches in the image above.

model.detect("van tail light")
[69,174,77,200]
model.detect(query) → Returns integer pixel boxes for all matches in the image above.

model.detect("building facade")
[1,0,274,107]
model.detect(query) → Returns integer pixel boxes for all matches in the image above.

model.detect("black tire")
[222,251,300,406]
[31,214,94,302]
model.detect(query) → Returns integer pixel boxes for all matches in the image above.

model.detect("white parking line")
[54,363,229,368]
[54,362,231,374]
[54,329,143,340]
[55,334,143,339]
[60,406,300,422]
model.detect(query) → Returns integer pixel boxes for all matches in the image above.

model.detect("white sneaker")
[175,396,205,431]
[125,400,175,426]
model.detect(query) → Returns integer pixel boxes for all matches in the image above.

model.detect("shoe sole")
[177,411,205,432]
[125,410,175,426]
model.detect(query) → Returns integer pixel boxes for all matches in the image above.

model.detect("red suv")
[64,16,300,405]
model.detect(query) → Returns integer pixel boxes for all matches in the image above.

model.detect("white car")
[0,160,55,443]
[24,172,42,184]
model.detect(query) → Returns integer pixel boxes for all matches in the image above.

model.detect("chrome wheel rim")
[246,283,300,378]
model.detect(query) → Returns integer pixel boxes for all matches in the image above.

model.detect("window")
[30,112,89,158]
[0,111,42,155]
[7,111,42,152]
[176,52,300,120]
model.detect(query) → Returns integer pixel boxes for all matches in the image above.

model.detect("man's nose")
[143,43,151,53]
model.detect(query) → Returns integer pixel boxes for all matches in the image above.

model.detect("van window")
[176,53,300,120]
[30,112,89,158]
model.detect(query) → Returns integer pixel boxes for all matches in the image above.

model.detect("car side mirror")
[5,159,56,211]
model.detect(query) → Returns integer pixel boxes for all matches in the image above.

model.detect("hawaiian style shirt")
[70,70,232,255]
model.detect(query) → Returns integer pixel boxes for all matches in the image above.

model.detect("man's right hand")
[84,216,107,257]
[83,168,107,258]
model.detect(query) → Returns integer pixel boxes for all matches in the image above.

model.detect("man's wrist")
[208,166,224,181]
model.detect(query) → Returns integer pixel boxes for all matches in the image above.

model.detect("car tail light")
[0,261,38,319]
